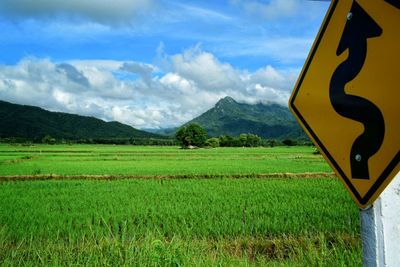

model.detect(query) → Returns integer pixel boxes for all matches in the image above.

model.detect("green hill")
[0,100,163,141]
[187,96,306,139]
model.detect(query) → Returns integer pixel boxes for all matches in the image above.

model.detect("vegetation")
[0,145,333,177]
[173,123,301,149]
[0,178,360,266]
[175,123,208,148]
[0,144,361,265]
[205,137,220,148]
[282,139,298,146]
[217,133,262,147]
[41,134,56,145]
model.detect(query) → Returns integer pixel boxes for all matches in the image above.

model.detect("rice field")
[0,144,332,177]
[0,144,361,266]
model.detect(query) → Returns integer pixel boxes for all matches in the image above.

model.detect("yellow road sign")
[289,0,400,208]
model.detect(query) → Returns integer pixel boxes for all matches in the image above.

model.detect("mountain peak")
[218,96,237,105]
[214,96,238,114]
[186,97,305,139]
[215,96,238,110]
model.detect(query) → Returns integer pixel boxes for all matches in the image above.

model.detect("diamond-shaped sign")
[289,0,400,208]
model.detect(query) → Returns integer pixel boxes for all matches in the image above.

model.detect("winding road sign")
[289,0,400,208]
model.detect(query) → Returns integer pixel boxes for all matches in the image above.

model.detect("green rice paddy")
[0,145,332,177]
[0,145,361,266]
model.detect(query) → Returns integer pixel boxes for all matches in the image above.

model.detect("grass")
[0,178,360,266]
[0,145,361,266]
[0,144,332,177]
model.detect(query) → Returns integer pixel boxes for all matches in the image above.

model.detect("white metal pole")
[361,172,400,266]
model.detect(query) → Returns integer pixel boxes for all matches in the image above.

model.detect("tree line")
[175,123,304,148]
[0,136,179,146]
[0,123,307,147]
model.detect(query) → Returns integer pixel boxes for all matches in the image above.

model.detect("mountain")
[142,127,178,136]
[0,100,163,141]
[186,96,306,139]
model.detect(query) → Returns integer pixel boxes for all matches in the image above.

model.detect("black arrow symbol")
[329,1,385,179]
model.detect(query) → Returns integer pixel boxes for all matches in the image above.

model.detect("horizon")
[0,0,330,129]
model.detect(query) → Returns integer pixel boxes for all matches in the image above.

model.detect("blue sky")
[0,0,330,129]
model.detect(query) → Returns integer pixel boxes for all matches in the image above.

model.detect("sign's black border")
[289,0,400,205]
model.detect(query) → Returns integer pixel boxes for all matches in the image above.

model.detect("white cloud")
[56,63,90,87]
[120,62,156,84]
[0,47,298,129]
[170,45,243,92]
[160,73,197,95]
[0,0,154,25]
[170,2,233,22]
[231,0,301,20]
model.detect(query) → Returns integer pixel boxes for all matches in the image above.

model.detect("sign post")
[288,0,400,265]
[360,173,400,266]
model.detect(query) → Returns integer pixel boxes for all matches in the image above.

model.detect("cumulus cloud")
[56,63,90,87]
[170,45,243,92]
[120,62,155,84]
[0,0,154,25]
[0,47,297,129]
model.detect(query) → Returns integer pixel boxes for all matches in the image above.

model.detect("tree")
[42,135,56,145]
[205,137,220,148]
[175,123,208,148]
[218,135,232,147]
[282,139,297,146]
[239,133,262,147]
[239,134,248,147]
[246,134,262,147]
[265,139,278,147]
